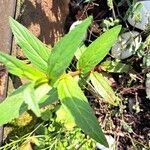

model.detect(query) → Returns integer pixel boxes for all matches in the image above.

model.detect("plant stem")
[68,70,80,77]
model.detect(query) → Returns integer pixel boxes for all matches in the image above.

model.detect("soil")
[3,0,150,149]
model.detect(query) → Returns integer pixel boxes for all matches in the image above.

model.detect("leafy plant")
[0,16,121,147]
[0,106,96,150]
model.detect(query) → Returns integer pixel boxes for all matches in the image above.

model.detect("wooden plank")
[0,0,16,146]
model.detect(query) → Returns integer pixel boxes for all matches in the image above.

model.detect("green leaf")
[77,25,121,74]
[38,88,58,107]
[57,74,108,147]
[0,84,28,125]
[48,17,92,85]
[90,72,120,106]
[56,106,76,130]
[0,51,45,80]
[100,60,130,73]
[75,45,87,60]
[23,82,41,117]
[0,85,57,125]
[9,17,50,73]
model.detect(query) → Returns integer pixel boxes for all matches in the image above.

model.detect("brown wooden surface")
[0,0,16,145]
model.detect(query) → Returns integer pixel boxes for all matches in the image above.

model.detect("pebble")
[111,31,142,59]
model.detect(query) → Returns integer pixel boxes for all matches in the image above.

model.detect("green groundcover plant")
[0,16,121,147]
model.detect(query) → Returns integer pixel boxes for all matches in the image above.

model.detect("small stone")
[128,1,150,30]
[111,31,141,59]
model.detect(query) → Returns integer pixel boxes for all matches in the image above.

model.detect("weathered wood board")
[0,0,16,145]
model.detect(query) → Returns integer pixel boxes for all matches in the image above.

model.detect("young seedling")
[0,16,121,147]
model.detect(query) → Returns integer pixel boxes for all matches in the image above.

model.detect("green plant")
[0,16,121,147]
[1,106,96,150]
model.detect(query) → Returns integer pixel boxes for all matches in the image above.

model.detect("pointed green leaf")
[9,17,50,73]
[90,72,120,106]
[38,88,58,107]
[0,85,57,126]
[23,82,41,117]
[77,25,122,74]
[57,74,108,147]
[48,17,92,85]
[0,51,45,80]
[0,84,28,125]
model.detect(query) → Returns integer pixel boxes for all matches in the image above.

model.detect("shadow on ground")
[17,0,69,46]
